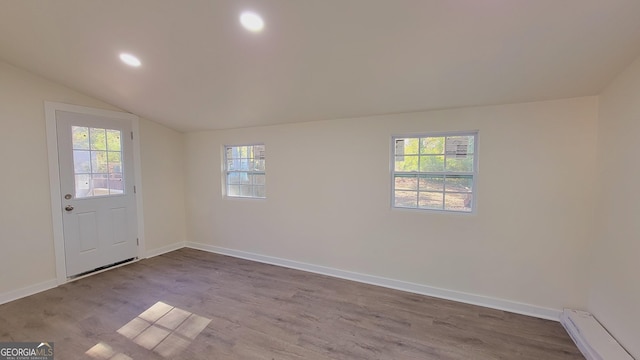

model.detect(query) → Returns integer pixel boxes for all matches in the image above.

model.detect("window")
[224,144,266,198]
[392,132,477,212]
[72,126,124,198]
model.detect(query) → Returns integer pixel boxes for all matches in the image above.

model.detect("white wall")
[1,41,636,353]
[589,55,640,358]
[185,97,598,313]
[3,48,635,352]
[0,61,186,296]
[139,119,187,254]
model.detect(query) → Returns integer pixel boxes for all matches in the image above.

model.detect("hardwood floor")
[0,248,583,359]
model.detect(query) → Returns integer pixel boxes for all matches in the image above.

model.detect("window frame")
[390,131,478,213]
[71,126,126,199]
[223,143,266,199]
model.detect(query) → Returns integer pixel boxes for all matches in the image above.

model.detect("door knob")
[65,205,74,212]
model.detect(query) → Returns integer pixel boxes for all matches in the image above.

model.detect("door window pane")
[109,176,124,194]
[72,126,125,198]
[106,129,122,151]
[75,174,91,198]
[91,151,108,173]
[72,127,90,150]
[73,150,91,173]
[91,174,109,196]
[90,128,107,150]
[108,152,122,173]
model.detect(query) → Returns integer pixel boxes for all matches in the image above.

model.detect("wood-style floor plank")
[0,248,583,359]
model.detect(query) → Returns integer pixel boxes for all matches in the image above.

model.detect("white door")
[55,110,138,277]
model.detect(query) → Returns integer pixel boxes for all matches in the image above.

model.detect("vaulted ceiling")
[1,0,640,131]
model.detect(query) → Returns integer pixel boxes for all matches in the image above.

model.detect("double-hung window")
[392,132,477,212]
[224,144,266,198]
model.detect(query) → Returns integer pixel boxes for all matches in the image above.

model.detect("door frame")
[45,101,146,285]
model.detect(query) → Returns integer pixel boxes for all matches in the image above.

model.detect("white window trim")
[223,143,266,199]
[390,131,478,214]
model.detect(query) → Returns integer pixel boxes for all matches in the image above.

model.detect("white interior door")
[55,110,138,277]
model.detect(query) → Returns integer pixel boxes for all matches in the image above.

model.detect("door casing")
[45,101,146,284]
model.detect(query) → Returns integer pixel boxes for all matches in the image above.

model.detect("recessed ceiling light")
[119,53,141,67]
[240,11,264,32]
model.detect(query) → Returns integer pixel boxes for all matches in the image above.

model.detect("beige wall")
[185,97,598,312]
[139,118,187,252]
[589,55,640,357]
[0,61,186,295]
[3,48,637,355]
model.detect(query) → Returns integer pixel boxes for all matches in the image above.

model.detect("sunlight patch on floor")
[85,342,132,360]
[86,301,212,358]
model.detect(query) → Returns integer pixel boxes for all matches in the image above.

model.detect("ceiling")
[1,1,640,132]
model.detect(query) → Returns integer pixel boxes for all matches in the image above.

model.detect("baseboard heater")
[560,309,634,360]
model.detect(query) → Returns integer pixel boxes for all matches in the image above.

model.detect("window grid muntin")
[392,132,477,212]
[224,144,266,199]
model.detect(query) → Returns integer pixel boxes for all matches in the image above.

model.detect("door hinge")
[136,238,139,246]
[131,131,134,140]
[134,185,137,193]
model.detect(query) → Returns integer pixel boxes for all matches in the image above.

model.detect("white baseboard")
[185,242,561,321]
[560,309,633,360]
[0,279,58,306]
[145,241,186,258]
[0,243,563,323]
[0,240,183,306]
